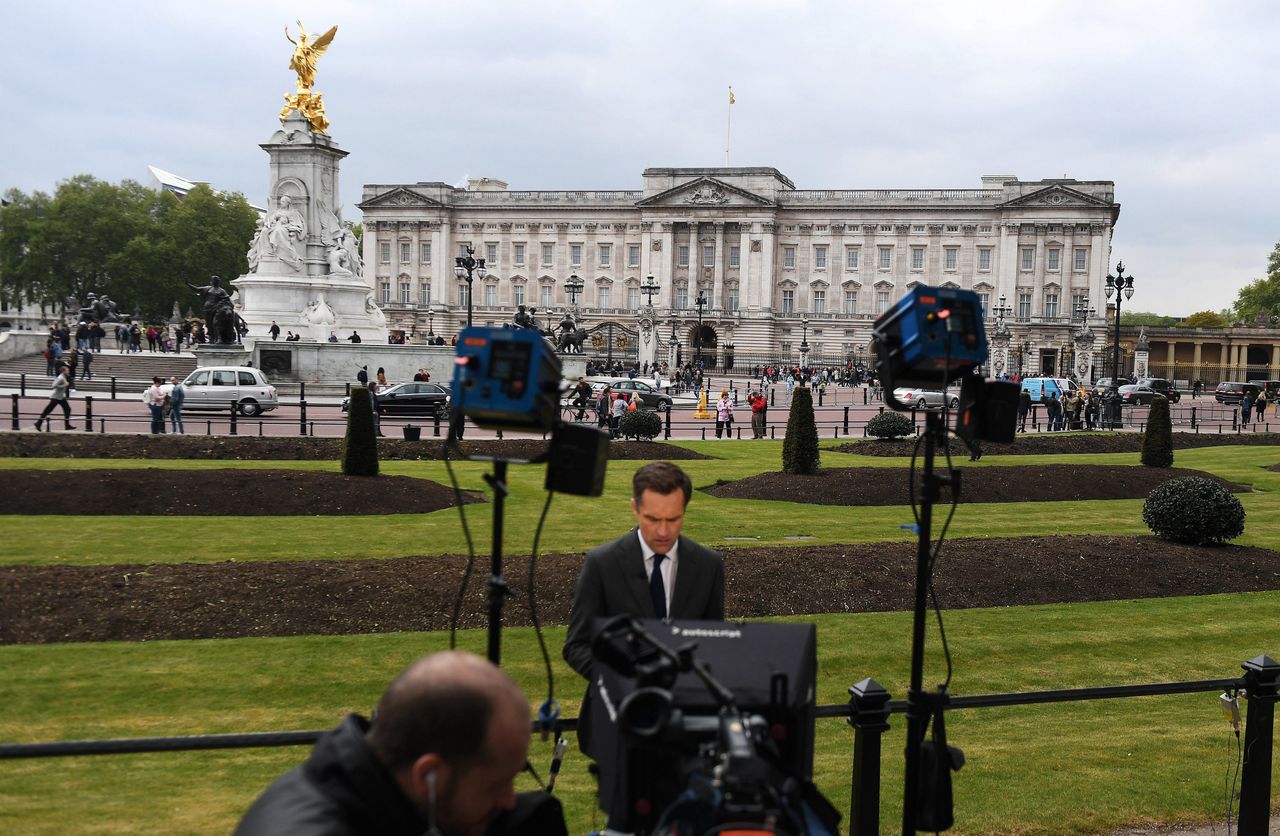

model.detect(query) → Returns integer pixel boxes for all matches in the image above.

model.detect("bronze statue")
[186,276,237,345]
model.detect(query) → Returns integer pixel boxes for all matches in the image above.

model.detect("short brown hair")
[632,461,692,506]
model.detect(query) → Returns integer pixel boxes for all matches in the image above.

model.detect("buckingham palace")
[358,167,1119,375]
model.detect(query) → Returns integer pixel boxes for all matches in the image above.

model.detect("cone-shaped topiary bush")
[866,411,916,440]
[619,409,662,440]
[1142,476,1244,545]
[782,386,820,474]
[1141,396,1174,467]
[341,386,380,476]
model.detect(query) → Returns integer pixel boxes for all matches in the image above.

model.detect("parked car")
[180,367,279,416]
[342,382,450,417]
[1215,381,1262,404]
[590,378,674,411]
[891,386,960,409]
[1135,377,1181,403]
[1117,384,1162,405]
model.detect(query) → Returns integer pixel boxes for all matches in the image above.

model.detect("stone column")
[1238,342,1250,378]
[998,223,1020,302]
[738,223,751,314]
[1165,341,1177,381]
[640,222,654,286]
[759,222,776,311]
[433,222,450,317]
[712,222,726,310]
[660,222,675,309]
[1193,341,1203,384]
[1272,344,1280,378]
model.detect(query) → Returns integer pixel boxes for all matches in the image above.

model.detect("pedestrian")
[328,330,339,343]
[34,366,76,431]
[369,381,384,437]
[1256,389,1269,424]
[357,366,369,386]
[413,368,429,382]
[79,347,93,381]
[610,391,627,438]
[1241,391,1254,425]
[64,349,78,389]
[144,376,167,434]
[1084,391,1099,431]
[168,375,186,434]
[715,388,734,438]
[596,385,612,431]
[749,389,767,438]
[377,367,388,387]
[348,331,362,343]
[1017,389,1031,432]
[269,320,281,341]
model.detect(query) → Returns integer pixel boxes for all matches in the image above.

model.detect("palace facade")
[358,167,1120,374]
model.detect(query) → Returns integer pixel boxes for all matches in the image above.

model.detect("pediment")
[636,177,775,208]
[1000,184,1112,209]
[357,187,445,210]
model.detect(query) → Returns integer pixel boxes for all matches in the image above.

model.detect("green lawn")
[1,440,1278,833]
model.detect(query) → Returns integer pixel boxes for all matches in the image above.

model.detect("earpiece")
[426,770,437,806]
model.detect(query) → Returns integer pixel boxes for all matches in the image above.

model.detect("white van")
[181,367,279,416]
[1019,377,1078,403]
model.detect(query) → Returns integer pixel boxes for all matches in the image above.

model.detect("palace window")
[944,247,958,271]
[676,286,689,309]
[875,290,890,314]
[598,286,611,308]
[513,285,525,307]
[400,242,411,263]
[514,243,525,266]
[1074,248,1088,271]
[540,285,552,308]
[1021,247,1035,271]
[459,284,470,308]
[781,290,795,313]
[628,244,640,268]
[486,243,498,266]
[542,243,554,267]
[783,246,796,269]
[813,290,826,313]
[703,244,715,267]
[1017,292,1032,321]
[814,246,827,269]
[844,291,857,314]
[978,247,992,271]
[570,243,582,266]
[380,243,391,263]
[878,246,893,270]
[846,246,860,270]
[420,284,430,306]
[678,245,690,268]
[727,288,739,311]
[1047,248,1061,272]
[978,292,989,316]
[911,247,925,270]
[1044,292,1059,319]
[380,282,391,304]
[421,242,432,263]
[627,287,639,309]
[729,246,740,268]
[1072,294,1088,318]
[485,285,497,307]
[599,244,611,267]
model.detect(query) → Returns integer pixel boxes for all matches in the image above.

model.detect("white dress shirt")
[637,530,679,618]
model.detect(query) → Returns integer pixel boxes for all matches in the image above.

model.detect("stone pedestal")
[233,112,386,344]
[193,343,253,369]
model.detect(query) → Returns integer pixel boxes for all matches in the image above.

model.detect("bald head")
[366,651,529,773]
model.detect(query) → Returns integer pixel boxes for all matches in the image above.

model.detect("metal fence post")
[848,678,891,836]
[770,388,776,407]
[433,413,441,437]
[844,406,850,435]
[664,408,671,440]
[1233,408,1239,431]
[84,396,93,431]
[110,377,117,400]
[1238,654,1279,834]
[864,386,868,405]
[10,394,18,430]
[819,388,825,406]
[1190,406,1197,430]
[229,402,238,436]
[19,374,26,397]
[299,381,306,402]
[299,401,307,436]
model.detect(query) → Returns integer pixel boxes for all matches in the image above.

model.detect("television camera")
[590,616,840,836]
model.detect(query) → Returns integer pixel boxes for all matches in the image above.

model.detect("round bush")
[619,409,662,440]
[1142,476,1244,545]
[866,411,916,440]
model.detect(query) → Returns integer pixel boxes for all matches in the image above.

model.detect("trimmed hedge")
[866,411,916,440]
[1141,396,1174,467]
[619,409,662,441]
[341,386,380,476]
[782,387,820,474]
[1142,476,1244,545]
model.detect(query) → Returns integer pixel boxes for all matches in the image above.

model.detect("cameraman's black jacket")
[235,714,565,836]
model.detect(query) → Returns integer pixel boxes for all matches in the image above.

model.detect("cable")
[444,442,479,650]
[527,490,557,709]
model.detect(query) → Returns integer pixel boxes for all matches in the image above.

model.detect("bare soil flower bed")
[0,469,483,516]
[0,434,712,461]
[4,536,1278,643]
[703,465,1248,506]
[834,432,1280,457]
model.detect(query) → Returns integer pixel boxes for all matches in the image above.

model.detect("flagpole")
[726,85,733,165]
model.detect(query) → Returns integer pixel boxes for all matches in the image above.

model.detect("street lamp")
[991,293,1013,328]
[427,306,436,339]
[1104,262,1135,426]
[799,315,811,382]
[453,246,487,328]
[641,275,660,308]
[564,273,584,313]
[693,289,708,369]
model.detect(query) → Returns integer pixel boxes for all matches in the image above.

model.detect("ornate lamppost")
[693,289,708,369]
[453,246,486,328]
[1104,263,1135,427]
[564,273,584,314]
[426,306,436,339]
[799,315,811,383]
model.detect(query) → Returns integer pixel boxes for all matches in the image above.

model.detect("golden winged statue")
[281,20,337,135]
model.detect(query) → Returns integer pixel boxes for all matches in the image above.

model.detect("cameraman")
[235,651,564,836]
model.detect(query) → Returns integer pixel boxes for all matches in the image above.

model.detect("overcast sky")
[3,0,1278,316]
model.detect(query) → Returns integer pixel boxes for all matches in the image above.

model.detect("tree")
[782,387,820,474]
[341,387,380,476]
[1230,241,1280,323]
[1119,311,1177,327]
[1141,397,1173,468]
[1179,310,1229,329]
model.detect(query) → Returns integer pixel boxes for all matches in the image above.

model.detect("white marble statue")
[301,292,336,326]
[264,195,306,270]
